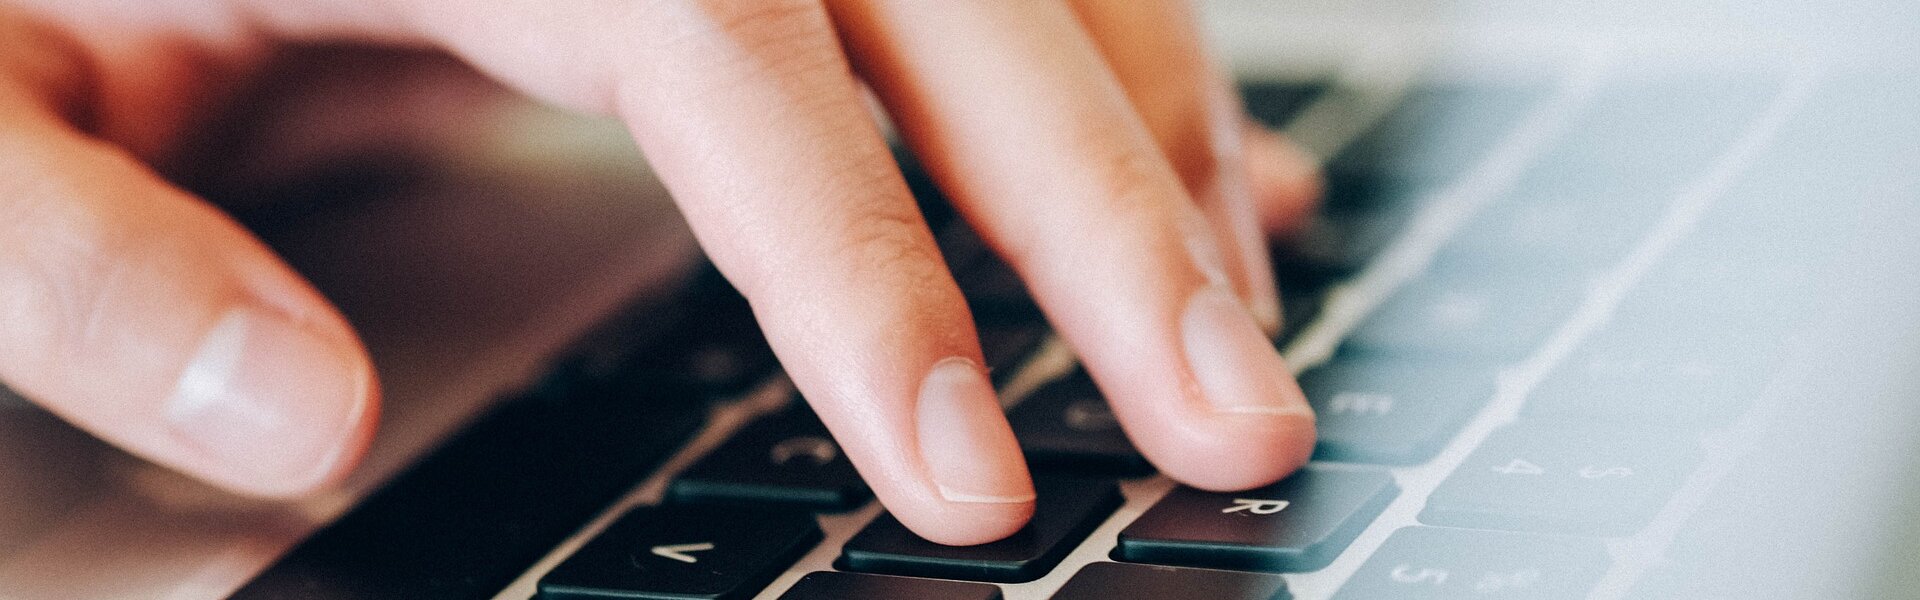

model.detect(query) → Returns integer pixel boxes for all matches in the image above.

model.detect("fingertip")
[166,305,380,498]
[1159,412,1315,493]
[1243,123,1324,238]
[889,494,1037,547]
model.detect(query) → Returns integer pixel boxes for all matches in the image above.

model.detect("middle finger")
[829,0,1314,491]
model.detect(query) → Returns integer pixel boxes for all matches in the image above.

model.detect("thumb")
[0,87,378,498]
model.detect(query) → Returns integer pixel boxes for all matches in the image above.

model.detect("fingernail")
[1250,288,1284,336]
[917,358,1035,504]
[166,306,370,494]
[1181,286,1312,416]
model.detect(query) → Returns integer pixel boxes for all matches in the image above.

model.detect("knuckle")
[0,144,188,374]
[1087,142,1184,236]
[686,0,822,42]
[839,197,945,289]
[619,0,843,113]
[661,0,833,66]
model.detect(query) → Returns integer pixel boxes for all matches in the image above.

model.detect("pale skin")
[0,0,1324,545]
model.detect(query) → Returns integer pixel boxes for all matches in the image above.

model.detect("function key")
[1241,80,1329,128]
[539,506,821,600]
[1299,359,1494,465]
[1524,328,1782,427]
[1116,467,1398,572]
[1421,422,1701,536]
[1432,192,1661,278]
[1333,527,1609,599]
[1050,562,1291,600]
[1008,373,1152,476]
[1522,73,1780,194]
[1332,83,1548,182]
[839,477,1122,583]
[669,404,870,512]
[775,572,1002,600]
[1615,237,1824,330]
[1343,274,1582,361]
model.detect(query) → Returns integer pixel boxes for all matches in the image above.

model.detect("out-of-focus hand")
[0,0,1320,545]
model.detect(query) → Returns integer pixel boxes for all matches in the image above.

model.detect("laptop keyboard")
[232,60,1831,599]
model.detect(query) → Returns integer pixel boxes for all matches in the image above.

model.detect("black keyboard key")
[1524,328,1782,427]
[1275,271,1332,345]
[839,477,1122,583]
[1432,193,1663,277]
[1008,373,1151,476]
[1242,81,1328,128]
[624,272,778,398]
[1333,84,1547,182]
[1333,527,1609,599]
[1522,74,1779,194]
[539,506,821,600]
[1050,562,1291,600]
[670,405,870,512]
[1300,359,1494,465]
[1116,467,1398,572]
[1421,422,1701,536]
[1276,195,1422,277]
[1343,275,1582,360]
[935,217,1040,318]
[776,572,1002,600]
[230,381,706,600]
[1615,236,1824,329]
[977,311,1049,386]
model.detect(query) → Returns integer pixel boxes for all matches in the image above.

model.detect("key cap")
[670,404,871,512]
[1116,467,1398,572]
[1050,563,1291,600]
[1242,81,1329,128]
[977,310,1049,386]
[1300,359,1494,465]
[539,505,821,600]
[1008,373,1152,476]
[934,214,1040,318]
[839,477,1123,583]
[1522,74,1780,194]
[1275,195,1422,277]
[1333,527,1609,599]
[1432,193,1663,278]
[1524,327,1782,427]
[1333,83,1548,182]
[1421,421,1702,536]
[1275,268,1334,345]
[231,381,707,600]
[776,572,1003,600]
[651,271,780,397]
[1615,235,1824,331]
[1343,274,1582,360]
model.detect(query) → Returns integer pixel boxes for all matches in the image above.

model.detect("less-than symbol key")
[539,506,820,600]
[650,542,715,564]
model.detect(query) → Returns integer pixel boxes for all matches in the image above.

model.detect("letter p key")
[1222,498,1291,515]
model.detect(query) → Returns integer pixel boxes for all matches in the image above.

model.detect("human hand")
[0,0,1320,545]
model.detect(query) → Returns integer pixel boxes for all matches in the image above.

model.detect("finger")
[1067,0,1285,331]
[831,0,1314,491]
[0,65,377,497]
[1243,121,1324,239]
[397,0,1033,545]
